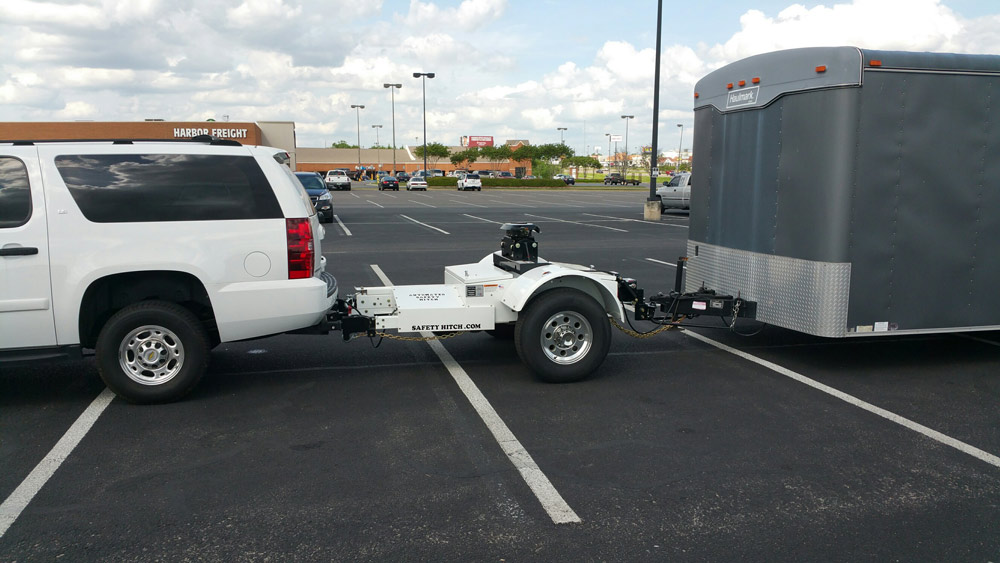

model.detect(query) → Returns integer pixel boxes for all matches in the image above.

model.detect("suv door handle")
[0,246,39,256]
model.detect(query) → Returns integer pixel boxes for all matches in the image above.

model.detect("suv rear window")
[55,154,282,223]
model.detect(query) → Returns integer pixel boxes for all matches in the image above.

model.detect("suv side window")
[55,154,282,223]
[0,156,31,228]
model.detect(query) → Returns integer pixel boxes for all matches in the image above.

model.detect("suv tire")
[95,300,210,404]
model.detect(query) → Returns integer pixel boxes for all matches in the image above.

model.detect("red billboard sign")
[467,135,494,147]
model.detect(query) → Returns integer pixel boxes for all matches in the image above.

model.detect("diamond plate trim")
[685,241,851,337]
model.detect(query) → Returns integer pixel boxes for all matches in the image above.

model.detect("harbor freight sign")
[173,127,249,139]
[465,136,494,147]
[726,86,760,109]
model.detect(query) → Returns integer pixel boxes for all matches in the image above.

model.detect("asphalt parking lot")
[3,187,999,561]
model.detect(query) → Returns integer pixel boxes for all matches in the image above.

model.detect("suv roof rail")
[0,136,243,146]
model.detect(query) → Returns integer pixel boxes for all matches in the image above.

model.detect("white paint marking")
[681,330,1000,470]
[525,213,628,233]
[463,214,503,224]
[0,388,116,538]
[645,258,677,267]
[334,214,353,236]
[584,213,688,228]
[367,200,384,208]
[400,214,450,234]
[487,199,533,208]
[409,200,437,208]
[451,199,488,208]
[382,193,398,199]
[351,192,361,199]
[369,266,580,524]
[524,198,584,208]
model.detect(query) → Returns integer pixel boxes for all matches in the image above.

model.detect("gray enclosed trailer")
[686,46,1000,337]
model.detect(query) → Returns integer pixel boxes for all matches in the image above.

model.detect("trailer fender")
[499,267,625,323]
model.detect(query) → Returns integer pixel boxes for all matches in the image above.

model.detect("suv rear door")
[0,147,57,348]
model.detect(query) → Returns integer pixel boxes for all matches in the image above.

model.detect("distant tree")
[450,148,480,168]
[331,140,357,149]
[413,142,451,167]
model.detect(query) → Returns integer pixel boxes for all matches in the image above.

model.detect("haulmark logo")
[726,86,760,109]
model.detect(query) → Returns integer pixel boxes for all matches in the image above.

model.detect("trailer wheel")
[95,300,209,404]
[515,289,611,383]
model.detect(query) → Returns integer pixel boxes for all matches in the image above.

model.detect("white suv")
[324,169,352,191]
[457,173,482,191]
[0,138,338,403]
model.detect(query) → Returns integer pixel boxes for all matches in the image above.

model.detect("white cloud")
[56,100,98,119]
[226,0,302,28]
[405,0,506,28]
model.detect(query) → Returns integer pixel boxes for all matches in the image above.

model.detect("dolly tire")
[514,289,611,383]
[95,300,209,404]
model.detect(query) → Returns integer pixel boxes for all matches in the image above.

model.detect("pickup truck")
[603,173,640,185]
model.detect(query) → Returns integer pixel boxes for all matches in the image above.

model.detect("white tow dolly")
[326,223,758,383]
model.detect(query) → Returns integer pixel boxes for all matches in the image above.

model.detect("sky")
[1,0,999,156]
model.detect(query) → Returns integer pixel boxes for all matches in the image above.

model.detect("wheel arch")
[79,271,217,349]
[507,273,624,323]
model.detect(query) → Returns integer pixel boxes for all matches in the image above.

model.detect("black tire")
[95,300,209,404]
[514,289,611,383]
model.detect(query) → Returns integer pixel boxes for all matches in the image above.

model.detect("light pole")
[605,133,611,170]
[413,72,435,176]
[621,115,634,176]
[383,83,401,174]
[350,104,364,173]
[676,124,684,173]
[557,127,567,144]
[372,124,383,172]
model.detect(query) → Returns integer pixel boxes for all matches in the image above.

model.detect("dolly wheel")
[514,289,611,383]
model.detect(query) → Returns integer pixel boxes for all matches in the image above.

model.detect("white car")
[657,172,692,210]
[407,175,428,190]
[324,169,352,191]
[0,139,338,403]
[457,173,482,191]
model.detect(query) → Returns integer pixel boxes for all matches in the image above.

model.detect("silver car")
[656,172,692,210]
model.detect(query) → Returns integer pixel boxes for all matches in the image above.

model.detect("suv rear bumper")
[211,273,339,341]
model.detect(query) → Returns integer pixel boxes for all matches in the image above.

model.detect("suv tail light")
[286,218,314,279]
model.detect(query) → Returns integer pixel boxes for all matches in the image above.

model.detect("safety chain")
[374,331,467,342]
[609,316,675,339]
[730,300,741,329]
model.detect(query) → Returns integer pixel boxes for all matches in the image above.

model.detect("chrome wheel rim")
[118,325,185,386]
[540,311,592,365]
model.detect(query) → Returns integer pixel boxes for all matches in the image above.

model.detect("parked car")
[324,169,352,191]
[407,175,428,190]
[523,175,537,179]
[379,175,400,191]
[295,172,333,223]
[395,171,411,182]
[0,139,338,403]
[495,171,513,178]
[457,173,482,191]
[656,172,692,210]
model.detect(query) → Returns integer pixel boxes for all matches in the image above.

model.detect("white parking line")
[464,214,503,224]
[681,330,1000,470]
[409,200,437,208]
[351,193,361,199]
[369,265,581,524]
[451,199,488,208]
[645,258,677,267]
[400,214,449,234]
[367,200,384,208]
[523,199,584,208]
[382,193,398,199]
[487,199,533,208]
[334,214,352,236]
[524,213,628,233]
[0,388,116,538]
[584,213,688,228]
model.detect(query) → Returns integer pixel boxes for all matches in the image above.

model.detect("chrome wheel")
[118,324,185,386]
[539,311,592,365]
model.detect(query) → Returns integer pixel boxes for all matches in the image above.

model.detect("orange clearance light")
[752,77,760,84]
[726,82,733,89]
[870,59,882,67]
[694,92,699,98]
[738,80,746,87]
[815,65,827,73]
